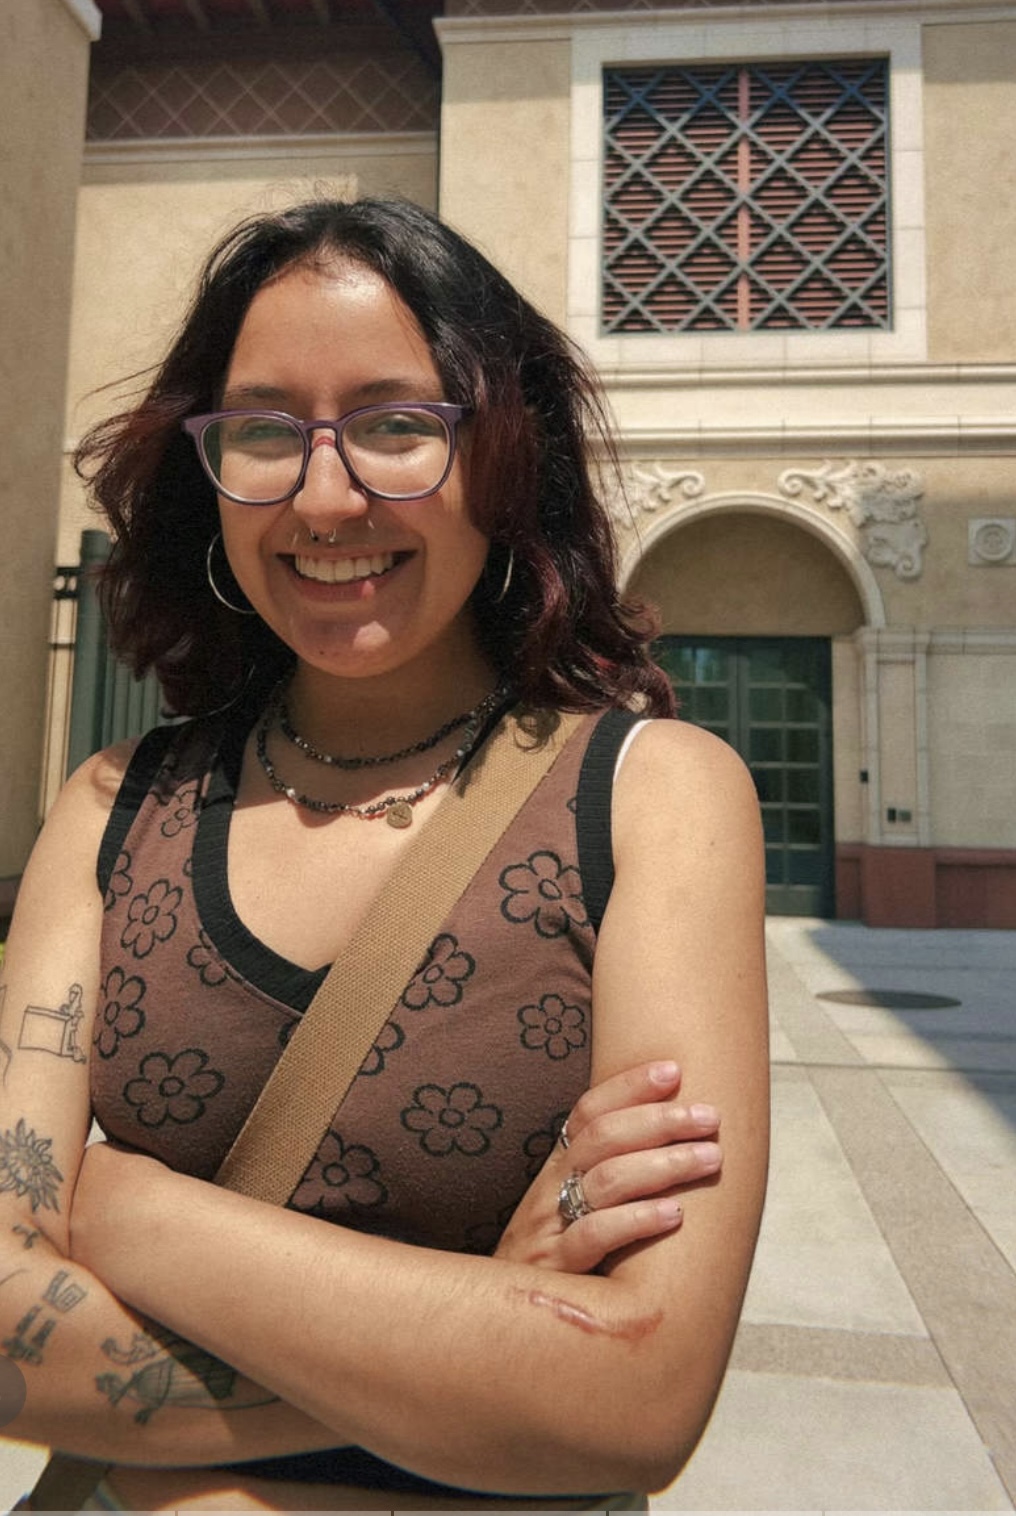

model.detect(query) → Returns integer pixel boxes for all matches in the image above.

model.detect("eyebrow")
[219,378,446,410]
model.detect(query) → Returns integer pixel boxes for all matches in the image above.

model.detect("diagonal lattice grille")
[603,59,890,333]
[87,53,439,139]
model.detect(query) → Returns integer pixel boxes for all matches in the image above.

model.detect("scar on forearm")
[515,1289,663,1342]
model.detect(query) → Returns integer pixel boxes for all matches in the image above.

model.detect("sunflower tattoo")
[0,1120,63,1213]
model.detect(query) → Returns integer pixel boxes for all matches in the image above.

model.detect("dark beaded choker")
[256,683,510,826]
[276,690,501,770]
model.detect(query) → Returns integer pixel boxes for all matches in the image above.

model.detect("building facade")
[13,0,1016,926]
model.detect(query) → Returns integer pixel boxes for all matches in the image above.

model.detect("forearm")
[72,1169,716,1496]
[0,1218,340,1467]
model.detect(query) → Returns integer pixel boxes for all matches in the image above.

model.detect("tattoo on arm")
[0,1120,63,1213]
[18,984,87,1065]
[12,1225,39,1249]
[96,1323,280,1423]
[0,1268,87,1368]
[0,986,12,1086]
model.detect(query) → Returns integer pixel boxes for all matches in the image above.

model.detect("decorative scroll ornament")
[777,460,928,579]
[607,462,706,526]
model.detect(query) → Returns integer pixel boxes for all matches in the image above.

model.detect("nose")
[291,432,370,531]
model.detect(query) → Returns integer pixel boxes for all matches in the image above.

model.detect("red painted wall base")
[837,845,1016,928]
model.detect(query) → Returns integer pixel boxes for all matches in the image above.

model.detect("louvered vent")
[602,59,890,333]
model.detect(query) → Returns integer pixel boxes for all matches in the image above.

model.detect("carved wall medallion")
[968,517,1016,565]
[777,460,928,579]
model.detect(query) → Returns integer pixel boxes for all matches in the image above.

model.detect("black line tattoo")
[0,1268,27,1289]
[0,1120,63,1213]
[0,986,12,1086]
[97,1325,279,1423]
[3,1305,56,1366]
[18,984,87,1065]
[12,1225,39,1250]
[43,1269,87,1313]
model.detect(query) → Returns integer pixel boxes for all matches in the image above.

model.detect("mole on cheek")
[520,1289,663,1342]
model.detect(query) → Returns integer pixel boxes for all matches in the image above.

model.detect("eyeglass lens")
[202,408,453,502]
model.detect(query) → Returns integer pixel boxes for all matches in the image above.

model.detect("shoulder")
[611,718,763,881]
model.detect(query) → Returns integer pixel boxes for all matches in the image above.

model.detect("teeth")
[294,552,395,584]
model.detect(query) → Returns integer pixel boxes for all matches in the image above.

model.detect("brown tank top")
[94,707,637,1249]
[92,705,635,1493]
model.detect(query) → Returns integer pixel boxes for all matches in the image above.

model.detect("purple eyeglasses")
[182,401,470,505]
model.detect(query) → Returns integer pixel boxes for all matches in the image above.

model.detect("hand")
[495,1061,721,1274]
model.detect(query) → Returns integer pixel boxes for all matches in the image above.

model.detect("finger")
[556,1196,684,1274]
[580,1140,722,1212]
[565,1061,684,1144]
[564,1099,721,1175]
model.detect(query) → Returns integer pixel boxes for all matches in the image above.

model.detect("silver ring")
[308,528,320,543]
[558,1118,571,1151]
[558,1172,592,1226]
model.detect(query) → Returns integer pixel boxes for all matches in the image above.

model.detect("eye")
[351,408,445,449]
[222,415,300,449]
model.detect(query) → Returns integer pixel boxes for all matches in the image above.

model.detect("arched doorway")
[628,508,867,916]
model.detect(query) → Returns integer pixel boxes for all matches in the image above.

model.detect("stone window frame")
[569,11,926,370]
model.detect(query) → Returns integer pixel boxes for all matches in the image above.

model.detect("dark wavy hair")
[76,196,674,718]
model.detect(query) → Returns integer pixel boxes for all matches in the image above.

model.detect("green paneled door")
[655,636,834,916]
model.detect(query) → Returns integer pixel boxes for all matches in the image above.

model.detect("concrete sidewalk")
[654,918,1016,1512]
[3,919,1015,1511]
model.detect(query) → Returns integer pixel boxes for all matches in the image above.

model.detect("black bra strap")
[575,707,644,937]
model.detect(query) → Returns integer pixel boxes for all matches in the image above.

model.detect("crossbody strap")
[215,708,585,1204]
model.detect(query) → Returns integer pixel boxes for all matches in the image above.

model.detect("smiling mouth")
[292,551,400,584]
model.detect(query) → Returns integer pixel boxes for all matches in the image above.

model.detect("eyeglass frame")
[181,401,471,506]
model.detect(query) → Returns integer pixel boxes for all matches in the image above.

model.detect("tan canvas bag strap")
[215,709,585,1204]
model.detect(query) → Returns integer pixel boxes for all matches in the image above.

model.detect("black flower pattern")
[104,849,133,913]
[401,1082,503,1158]
[523,1111,571,1180]
[517,993,587,1061]
[291,1131,387,1214]
[121,879,182,959]
[186,931,237,988]
[499,851,587,938]
[360,1019,405,1077]
[158,781,201,838]
[123,1048,224,1128]
[94,967,147,1059]
[401,934,476,1012]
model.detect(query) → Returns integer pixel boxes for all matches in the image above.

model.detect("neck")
[284,651,503,759]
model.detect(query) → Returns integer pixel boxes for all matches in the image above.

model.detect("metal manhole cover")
[818,989,961,1010]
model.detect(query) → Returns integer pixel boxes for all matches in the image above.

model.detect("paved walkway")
[654,918,1016,1512]
[2,919,1015,1511]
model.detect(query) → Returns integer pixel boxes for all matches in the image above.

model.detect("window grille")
[603,59,890,333]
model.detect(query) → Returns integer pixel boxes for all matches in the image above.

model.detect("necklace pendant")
[386,800,414,829]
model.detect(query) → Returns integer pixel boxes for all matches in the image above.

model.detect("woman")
[0,198,768,1510]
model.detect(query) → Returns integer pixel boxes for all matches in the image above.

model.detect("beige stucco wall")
[924,19,1016,362]
[627,511,865,638]
[927,640,1016,847]
[0,0,97,880]
[438,36,571,323]
[60,143,438,561]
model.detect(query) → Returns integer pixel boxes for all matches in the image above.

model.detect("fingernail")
[693,1142,722,1172]
[690,1103,720,1126]
[658,1198,683,1225]
[650,1060,680,1084]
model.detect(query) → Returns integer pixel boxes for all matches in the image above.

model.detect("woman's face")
[217,258,490,686]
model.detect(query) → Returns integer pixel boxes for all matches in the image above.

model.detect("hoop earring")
[490,546,515,605]
[206,533,257,616]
